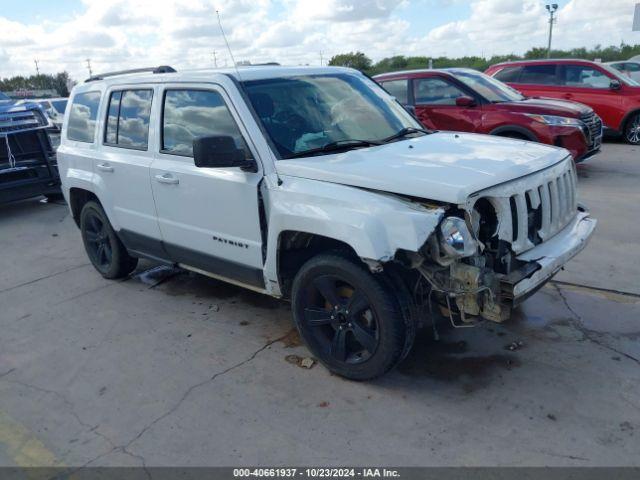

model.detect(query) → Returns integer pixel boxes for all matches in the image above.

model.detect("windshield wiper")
[286,139,382,159]
[382,127,430,143]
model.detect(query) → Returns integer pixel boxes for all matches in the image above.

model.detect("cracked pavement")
[0,143,639,467]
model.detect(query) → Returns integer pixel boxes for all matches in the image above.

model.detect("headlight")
[524,114,583,127]
[439,216,477,258]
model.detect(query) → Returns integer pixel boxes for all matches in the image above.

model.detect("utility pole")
[319,51,324,66]
[34,59,40,75]
[545,4,558,58]
[213,50,218,67]
[85,58,93,77]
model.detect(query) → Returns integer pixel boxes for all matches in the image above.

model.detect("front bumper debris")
[503,209,596,304]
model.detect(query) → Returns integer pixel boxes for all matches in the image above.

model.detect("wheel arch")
[69,188,102,228]
[276,231,361,299]
[489,125,538,141]
[621,108,640,134]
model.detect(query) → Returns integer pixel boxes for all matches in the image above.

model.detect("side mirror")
[456,96,476,107]
[193,135,257,172]
[610,79,622,91]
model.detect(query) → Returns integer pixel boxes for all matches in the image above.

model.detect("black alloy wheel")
[303,275,380,365]
[80,201,138,279]
[625,112,640,145]
[83,212,113,272]
[292,253,412,380]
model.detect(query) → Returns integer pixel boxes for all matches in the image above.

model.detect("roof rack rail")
[85,65,176,83]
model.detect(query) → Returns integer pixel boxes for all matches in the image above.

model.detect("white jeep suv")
[57,65,596,379]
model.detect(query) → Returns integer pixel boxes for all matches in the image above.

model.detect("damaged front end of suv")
[394,156,596,327]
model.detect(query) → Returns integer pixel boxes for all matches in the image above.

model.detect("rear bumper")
[505,209,596,303]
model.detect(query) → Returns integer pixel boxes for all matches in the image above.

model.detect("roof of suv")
[374,67,481,79]
[74,66,357,93]
[489,58,599,68]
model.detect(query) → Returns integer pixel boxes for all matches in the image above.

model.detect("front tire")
[80,201,138,279]
[291,253,413,380]
[625,112,640,145]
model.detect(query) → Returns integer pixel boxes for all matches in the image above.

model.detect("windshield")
[452,69,525,102]
[0,92,9,101]
[242,73,421,159]
[51,99,68,113]
[599,63,640,87]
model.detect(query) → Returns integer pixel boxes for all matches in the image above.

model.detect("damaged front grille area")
[469,157,577,256]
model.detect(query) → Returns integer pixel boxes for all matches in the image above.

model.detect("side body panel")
[487,62,640,133]
[93,84,161,241]
[262,175,445,296]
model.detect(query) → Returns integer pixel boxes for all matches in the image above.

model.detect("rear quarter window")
[67,91,101,143]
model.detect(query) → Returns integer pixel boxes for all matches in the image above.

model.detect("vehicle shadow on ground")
[130,263,537,391]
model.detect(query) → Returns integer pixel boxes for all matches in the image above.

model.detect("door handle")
[96,163,114,173]
[155,173,179,185]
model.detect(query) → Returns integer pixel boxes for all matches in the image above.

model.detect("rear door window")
[103,89,153,150]
[563,66,611,89]
[414,77,466,105]
[380,79,409,104]
[518,65,559,85]
[67,91,101,143]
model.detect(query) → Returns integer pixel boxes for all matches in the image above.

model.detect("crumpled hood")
[497,97,592,116]
[276,132,569,205]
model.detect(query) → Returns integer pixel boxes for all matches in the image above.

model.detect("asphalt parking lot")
[0,141,639,468]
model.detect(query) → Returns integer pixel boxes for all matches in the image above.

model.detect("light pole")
[545,3,558,58]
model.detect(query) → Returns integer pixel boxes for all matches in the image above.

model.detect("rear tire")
[291,253,413,380]
[625,112,640,145]
[80,201,138,279]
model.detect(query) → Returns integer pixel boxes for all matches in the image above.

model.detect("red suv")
[374,68,602,161]
[485,59,640,144]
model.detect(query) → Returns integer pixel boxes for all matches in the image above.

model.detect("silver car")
[606,61,640,83]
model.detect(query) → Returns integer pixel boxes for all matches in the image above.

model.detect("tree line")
[329,43,640,75]
[2,43,639,97]
[0,72,73,97]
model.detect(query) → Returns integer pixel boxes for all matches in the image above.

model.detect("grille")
[580,111,603,150]
[0,109,46,134]
[470,157,577,255]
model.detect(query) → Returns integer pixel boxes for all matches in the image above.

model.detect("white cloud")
[0,0,637,83]
[419,0,639,57]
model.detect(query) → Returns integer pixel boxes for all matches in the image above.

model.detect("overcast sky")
[1,0,638,81]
